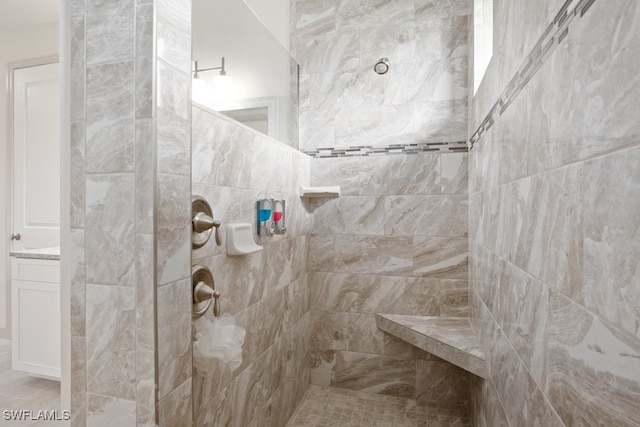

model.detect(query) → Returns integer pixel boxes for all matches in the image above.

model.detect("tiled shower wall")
[308,153,470,408]
[292,0,470,152]
[191,105,312,426]
[69,0,192,425]
[292,0,473,409]
[469,0,640,426]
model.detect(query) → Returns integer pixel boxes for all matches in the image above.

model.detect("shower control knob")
[212,290,221,317]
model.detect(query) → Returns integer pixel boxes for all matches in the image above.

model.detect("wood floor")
[0,339,62,425]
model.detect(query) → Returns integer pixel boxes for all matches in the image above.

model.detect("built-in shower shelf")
[375,314,488,379]
[300,186,341,198]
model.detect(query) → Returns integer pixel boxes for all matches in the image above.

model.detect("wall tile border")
[469,0,598,150]
[303,141,468,158]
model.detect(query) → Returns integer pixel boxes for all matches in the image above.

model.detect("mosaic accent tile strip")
[469,0,598,150]
[286,385,472,427]
[302,141,468,158]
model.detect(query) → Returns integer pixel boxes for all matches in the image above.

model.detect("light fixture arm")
[193,57,227,79]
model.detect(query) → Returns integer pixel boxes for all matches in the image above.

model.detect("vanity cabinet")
[11,257,61,379]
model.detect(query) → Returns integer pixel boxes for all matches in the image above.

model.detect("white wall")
[0,22,58,338]
[244,0,289,51]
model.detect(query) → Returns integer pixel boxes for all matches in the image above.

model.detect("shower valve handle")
[193,282,221,317]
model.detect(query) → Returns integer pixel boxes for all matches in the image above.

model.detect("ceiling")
[0,0,58,31]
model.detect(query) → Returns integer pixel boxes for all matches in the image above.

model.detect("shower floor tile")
[286,385,471,427]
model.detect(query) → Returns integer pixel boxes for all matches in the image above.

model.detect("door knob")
[10,233,21,241]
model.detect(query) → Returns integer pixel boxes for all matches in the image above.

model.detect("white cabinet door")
[11,258,61,379]
[12,62,60,250]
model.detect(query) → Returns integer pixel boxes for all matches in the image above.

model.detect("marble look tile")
[292,0,337,40]
[440,279,469,317]
[359,154,441,196]
[250,138,294,192]
[311,157,360,196]
[311,272,441,315]
[135,234,155,352]
[135,346,156,427]
[414,99,468,144]
[157,279,192,399]
[583,146,640,338]
[85,61,135,173]
[86,394,136,427]
[489,327,531,426]
[158,378,192,427]
[441,153,468,195]
[70,121,85,229]
[71,0,85,16]
[545,291,640,426]
[498,265,549,386]
[307,68,384,112]
[514,163,583,302]
[324,350,415,398]
[257,236,308,299]
[481,380,510,427]
[86,0,134,66]
[536,0,640,156]
[308,196,385,235]
[227,344,283,426]
[296,32,359,74]
[336,0,414,32]
[286,275,311,327]
[70,228,85,338]
[359,25,416,66]
[376,314,487,378]
[236,291,286,372]
[526,382,564,427]
[385,195,468,237]
[334,104,414,148]
[413,16,445,63]
[192,107,253,188]
[156,173,191,286]
[385,57,467,105]
[312,352,413,400]
[70,15,85,121]
[85,174,135,286]
[156,0,191,72]
[413,236,468,279]
[415,0,470,19]
[311,310,385,354]
[416,357,470,411]
[86,285,136,400]
[157,60,190,176]
[70,336,86,427]
[310,235,414,276]
[135,2,154,118]
[135,119,154,234]
[203,252,263,316]
[299,107,335,151]
[440,15,469,60]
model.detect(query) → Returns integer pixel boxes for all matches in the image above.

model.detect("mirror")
[192,0,299,149]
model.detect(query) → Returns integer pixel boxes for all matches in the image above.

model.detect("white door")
[12,62,60,251]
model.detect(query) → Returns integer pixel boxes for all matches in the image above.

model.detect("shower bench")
[375,314,488,379]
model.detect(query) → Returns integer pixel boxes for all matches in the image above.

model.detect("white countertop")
[10,247,61,260]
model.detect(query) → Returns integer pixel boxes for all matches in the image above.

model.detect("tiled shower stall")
[66,0,640,425]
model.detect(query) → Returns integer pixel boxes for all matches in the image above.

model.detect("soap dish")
[226,223,263,256]
[300,186,341,198]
